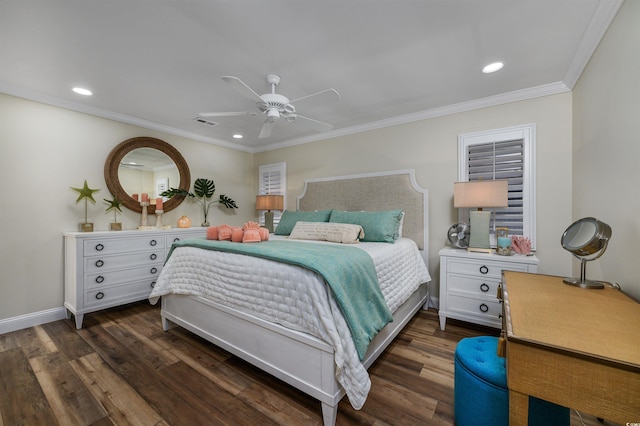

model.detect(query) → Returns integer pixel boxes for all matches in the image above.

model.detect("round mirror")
[105,137,190,214]
[560,217,612,289]
[561,217,611,256]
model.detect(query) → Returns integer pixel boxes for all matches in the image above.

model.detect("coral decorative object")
[177,215,192,228]
[511,236,532,255]
[205,222,270,243]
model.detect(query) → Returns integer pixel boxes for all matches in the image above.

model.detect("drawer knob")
[479,303,489,313]
[95,275,104,284]
[95,260,104,268]
[151,281,156,288]
[95,243,104,251]
[479,265,489,274]
[150,253,157,260]
[95,292,104,300]
[150,267,158,274]
[480,283,490,292]
[173,237,180,243]
[150,239,157,246]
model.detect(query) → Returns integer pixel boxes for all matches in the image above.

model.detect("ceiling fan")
[199,74,340,139]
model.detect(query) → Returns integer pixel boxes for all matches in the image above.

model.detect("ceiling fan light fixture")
[482,62,504,73]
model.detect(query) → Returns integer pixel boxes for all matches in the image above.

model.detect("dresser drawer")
[84,280,155,307]
[447,274,501,298]
[447,258,529,279]
[447,293,502,323]
[85,250,165,273]
[83,236,165,256]
[85,264,162,289]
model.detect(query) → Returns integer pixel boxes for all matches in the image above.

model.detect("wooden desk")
[501,271,640,425]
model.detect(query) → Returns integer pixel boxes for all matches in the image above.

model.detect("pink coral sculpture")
[511,236,532,255]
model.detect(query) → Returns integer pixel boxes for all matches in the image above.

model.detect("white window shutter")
[258,162,286,227]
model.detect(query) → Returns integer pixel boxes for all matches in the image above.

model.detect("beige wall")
[256,93,574,298]
[572,0,639,300]
[0,94,255,321]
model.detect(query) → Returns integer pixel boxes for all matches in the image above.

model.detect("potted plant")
[70,180,100,232]
[104,196,123,231]
[161,178,238,226]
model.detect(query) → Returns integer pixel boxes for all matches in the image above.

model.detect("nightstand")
[438,247,538,330]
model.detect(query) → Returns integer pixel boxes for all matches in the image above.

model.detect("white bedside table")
[438,247,538,330]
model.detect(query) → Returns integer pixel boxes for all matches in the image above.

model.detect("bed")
[150,169,430,425]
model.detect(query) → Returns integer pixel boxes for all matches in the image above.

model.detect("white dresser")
[438,247,539,330]
[64,227,205,328]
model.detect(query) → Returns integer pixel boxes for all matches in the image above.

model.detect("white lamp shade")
[454,180,508,209]
[255,194,284,211]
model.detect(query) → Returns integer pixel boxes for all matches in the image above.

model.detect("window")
[258,162,286,227]
[458,124,536,248]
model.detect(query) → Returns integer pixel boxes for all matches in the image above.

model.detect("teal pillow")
[329,210,404,243]
[274,209,333,235]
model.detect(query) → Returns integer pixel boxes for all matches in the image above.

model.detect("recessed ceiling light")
[72,87,92,96]
[232,134,243,139]
[482,62,504,73]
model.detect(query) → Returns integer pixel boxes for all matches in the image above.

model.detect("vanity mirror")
[104,137,191,214]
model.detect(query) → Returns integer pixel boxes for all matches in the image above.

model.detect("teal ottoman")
[454,336,569,426]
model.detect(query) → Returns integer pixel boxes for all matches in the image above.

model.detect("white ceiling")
[0,1,622,153]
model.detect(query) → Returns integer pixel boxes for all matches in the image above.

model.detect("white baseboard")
[0,307,67,335]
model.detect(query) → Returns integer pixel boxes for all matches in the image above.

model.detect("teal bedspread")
[167,239,393,360]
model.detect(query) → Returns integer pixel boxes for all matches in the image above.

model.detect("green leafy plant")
[161,178,238,225]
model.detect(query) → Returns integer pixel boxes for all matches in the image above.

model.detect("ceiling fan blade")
[292,114,333,133]
[221,76,264,103]
[289,88,340,107]
[259,120,276,139]
[198,111,256,117]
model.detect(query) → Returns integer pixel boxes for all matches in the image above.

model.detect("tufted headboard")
[297,169,428,266]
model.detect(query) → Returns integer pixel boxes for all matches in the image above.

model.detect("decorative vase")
[177,215,192,228]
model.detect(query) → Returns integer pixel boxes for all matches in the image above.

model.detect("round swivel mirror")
[561,217,612,289]
[104,137,191,214]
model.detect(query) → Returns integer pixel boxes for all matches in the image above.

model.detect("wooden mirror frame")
[104,137,191,214]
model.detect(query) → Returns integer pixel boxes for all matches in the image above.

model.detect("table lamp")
[256,194,284,233]
[454,180,508,253]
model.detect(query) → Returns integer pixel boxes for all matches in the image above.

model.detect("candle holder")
[154,209,172,230]
[137,201,154,231]
[496,226,512,256]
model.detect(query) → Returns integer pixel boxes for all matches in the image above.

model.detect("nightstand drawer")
[447,258,529,279]
[447,274,501,298]
[447,294,502,323]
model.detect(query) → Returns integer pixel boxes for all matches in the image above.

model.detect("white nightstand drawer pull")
[95,275,104,284]
[173,237,180,243]
[150,267,158,274]
[151,281,156,288]
[479,265,489,274]
[479,303,489,313]
[150,253,157,260]
[95,243,104,251]
[95,291,104,300]
[95,260,104,268]
[150,239,157,246]
[480,283,490,292]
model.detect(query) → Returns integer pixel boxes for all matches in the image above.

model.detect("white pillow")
[289,221,365,244]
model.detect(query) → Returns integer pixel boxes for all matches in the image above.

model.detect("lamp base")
[468,210,492,252]
[563,278,606,289]
[264,211,275,233]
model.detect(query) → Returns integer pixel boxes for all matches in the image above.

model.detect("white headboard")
[297,169,429,267]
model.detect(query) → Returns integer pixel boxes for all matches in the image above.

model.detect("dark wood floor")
[0,302,618,425]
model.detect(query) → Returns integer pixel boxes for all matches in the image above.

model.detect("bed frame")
[160,169,429,425]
